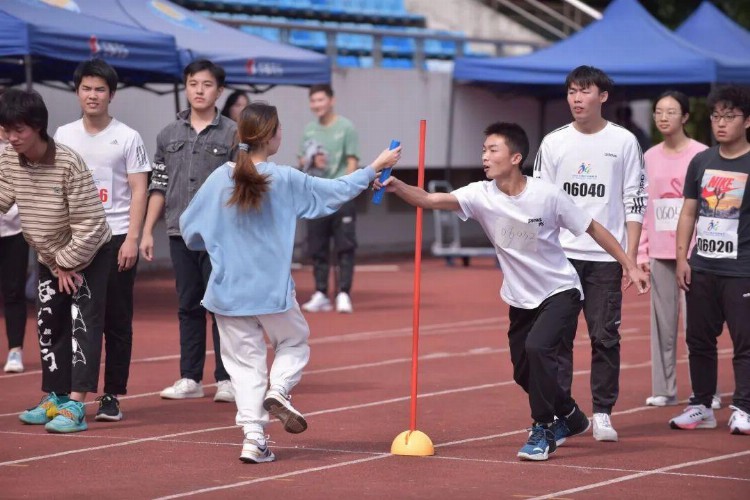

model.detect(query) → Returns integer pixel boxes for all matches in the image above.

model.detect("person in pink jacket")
[637,90,719,408]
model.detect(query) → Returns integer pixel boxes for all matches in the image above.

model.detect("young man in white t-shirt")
[533,66,648,442]
[378,122,649,461]
[54,59,151,422]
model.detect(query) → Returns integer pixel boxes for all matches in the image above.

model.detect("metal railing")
[215,16,547,68]
[491,0,601,39]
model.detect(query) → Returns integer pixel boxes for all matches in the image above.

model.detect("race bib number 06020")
[696,216,738,259]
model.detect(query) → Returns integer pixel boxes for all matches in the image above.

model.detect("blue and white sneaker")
[240,436,276,464]
[551,418,570,446]
[552,406,591,446]
[19,393,68,425]
[45,400,88,433]
[517,424,556,461]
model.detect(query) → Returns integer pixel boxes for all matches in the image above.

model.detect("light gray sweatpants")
[649,258,685,398]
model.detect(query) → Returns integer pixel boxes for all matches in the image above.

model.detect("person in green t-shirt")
[297,84,360,314]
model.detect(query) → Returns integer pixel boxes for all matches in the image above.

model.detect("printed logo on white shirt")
[560,160,612,203]
[695,169,747,259]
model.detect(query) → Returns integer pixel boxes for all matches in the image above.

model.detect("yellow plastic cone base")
[390,430,435,456]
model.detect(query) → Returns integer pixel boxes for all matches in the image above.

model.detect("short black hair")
[654,90,690,115]
[74,59,118,94]
[565,65,613,94]
[309,83,333,98]
[707,84,750,117]
[0,88,49,141]
[183,59,226,86]
[483,122,530,168]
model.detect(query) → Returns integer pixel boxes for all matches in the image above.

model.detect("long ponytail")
[227,102,278,211]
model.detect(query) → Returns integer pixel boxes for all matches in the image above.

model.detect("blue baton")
[372,140,400,205]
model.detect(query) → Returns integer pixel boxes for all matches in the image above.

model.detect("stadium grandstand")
[171,0,598,70]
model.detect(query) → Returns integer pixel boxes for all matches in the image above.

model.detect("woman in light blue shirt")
[180,101,400,464]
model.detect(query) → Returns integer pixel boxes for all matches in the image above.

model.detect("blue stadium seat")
[289,19,328,50]
[381,26,414,56]
[381,57,413,69]
[336,22,373,53]
[337,55,360,67]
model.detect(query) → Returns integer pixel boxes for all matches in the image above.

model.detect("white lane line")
[154,454,392,500]
[4,356,731,462]
[0,309,648,381]
[0,365,617,465]
[0,426,237,466]
[151,387,743,500]
[527,450,750,500]
[0,332,704,420]
[432,455,750,482]
[0,317,506,380]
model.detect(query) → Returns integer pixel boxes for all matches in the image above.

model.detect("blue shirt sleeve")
[289,166,376,219]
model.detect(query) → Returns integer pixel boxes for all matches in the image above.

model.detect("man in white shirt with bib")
[534,66,648,442]
[55,59,151,422]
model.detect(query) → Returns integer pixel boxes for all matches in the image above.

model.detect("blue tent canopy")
[453,0,750,98]
[676,1,750,62]
[0,0,181,85]
[68,0,331,87]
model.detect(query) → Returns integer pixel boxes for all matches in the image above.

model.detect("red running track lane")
[0,258,747,499]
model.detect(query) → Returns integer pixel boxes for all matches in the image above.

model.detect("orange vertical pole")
[410,119,427,431]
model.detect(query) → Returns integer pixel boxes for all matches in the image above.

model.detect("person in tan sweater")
[0,88,111,434]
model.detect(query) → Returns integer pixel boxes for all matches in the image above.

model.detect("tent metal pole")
[173,83,180,114]
[444,79,457,184]
[24,55,33,91]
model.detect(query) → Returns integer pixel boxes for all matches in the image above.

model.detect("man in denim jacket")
[140,60,237,403]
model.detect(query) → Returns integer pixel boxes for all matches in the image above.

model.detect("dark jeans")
[559,259,623,414]
[0,233,28,349]
[508,288,582,424]
[169,236,229,383]
[307,200,357,294]
[37,241,112,394]
[102,234,138,395]
[686,270,750,413]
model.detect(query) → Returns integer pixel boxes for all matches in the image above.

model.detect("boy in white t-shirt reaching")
[54,60,151,421]
[377,122,649,461]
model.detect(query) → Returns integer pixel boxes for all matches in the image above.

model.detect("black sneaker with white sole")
[94,394,123,422]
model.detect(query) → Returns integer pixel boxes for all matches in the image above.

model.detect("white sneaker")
[214,380,235,403]
[728,405,750,435]
[240,436,275,464]
[711,394,722,410]
[592,413,618,441]
[301,291,332,312]
[160,378,204,399]
[645,395,678,407]
[669,405,717,430]
[335,292,353,313]
[3,350,23,373]
[690,392,722,410]
[263,388,308,434]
